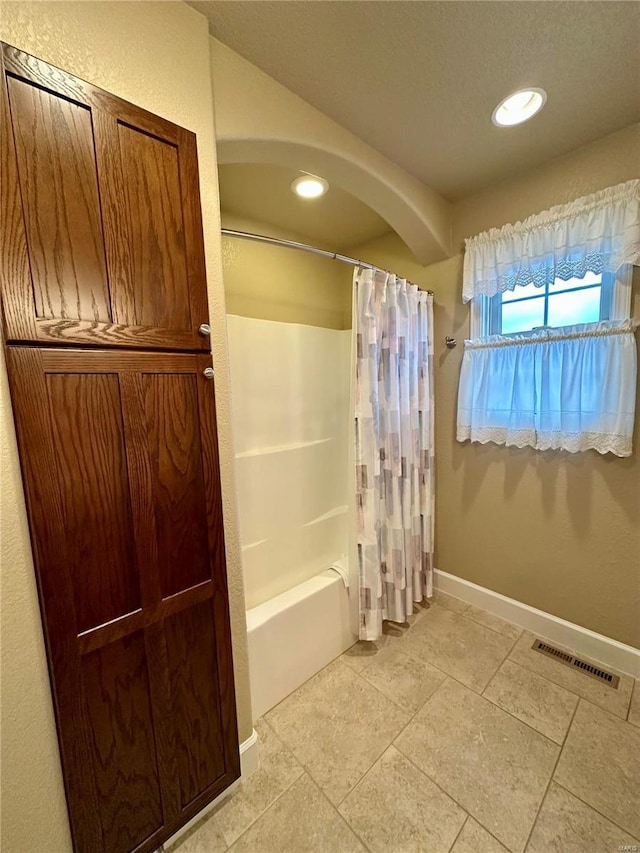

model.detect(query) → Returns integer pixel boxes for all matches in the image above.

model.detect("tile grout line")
[551,778,640,844]
[481,659,580,747]
[193,719,306,852]
[625,676,637,722]
[446,814,469,853]
[269,658,416,815]
[222,769,309,851]
[459,608,524,642]
[550,695,640,841]
[504,641,633,718]
[395,737,509,853]
[349,616,573,750]
[356,630,573,750]
[520,694,581,853]
[298,770,375,853]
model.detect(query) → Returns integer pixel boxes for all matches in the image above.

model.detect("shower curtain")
[354,267,434,641]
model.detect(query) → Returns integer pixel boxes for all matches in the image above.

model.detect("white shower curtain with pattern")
[353,267,435,641]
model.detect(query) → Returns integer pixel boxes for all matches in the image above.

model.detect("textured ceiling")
[218,163,391,249]
[192,0,640,200]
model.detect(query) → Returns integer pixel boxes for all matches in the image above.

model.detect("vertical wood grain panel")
[118,125,190,330]
[47,373,140,631]
[7,77,111,322]
[0,65,37,341]
[196,359,240,776]
[165,601,226,808]
[176,127,209,333]
[143,373,210,597]
[93,111,136,329]
[3,348,104,852]
[82,632,163,852]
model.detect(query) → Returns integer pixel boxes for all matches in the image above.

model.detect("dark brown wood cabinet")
[1,44,239,853]
[5,348,240,853]
[1,44,210,351]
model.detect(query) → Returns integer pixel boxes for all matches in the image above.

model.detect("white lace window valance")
[456,320,639,457]
[463,179,640,302]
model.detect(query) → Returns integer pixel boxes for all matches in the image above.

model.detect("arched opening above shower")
[216,138,452,264]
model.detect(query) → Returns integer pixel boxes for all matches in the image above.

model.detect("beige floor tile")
[508,631,634,719]
[483,659,579,744]
[212,719,303,846]
[526,782,640,853]
[340,640,385,673]
[431,590,469,613]
[464,605,522,641]
[554,700,640,839]
[396,678,559,853]
[229,773,365,853]
[628,680,640,727]
[451,818,509,853]
[266,659,410,805]
[171,812,228,853]
[339,745,466,853]
[402,604,515,692]
[360,645,446,712]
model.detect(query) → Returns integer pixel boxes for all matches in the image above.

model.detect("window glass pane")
[501,282,542,302]
[549,271,602,293]
[547,286,601,327]
[501,297,545,334]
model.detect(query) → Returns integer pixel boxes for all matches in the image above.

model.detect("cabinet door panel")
[4,347,239,853]
[118,125,190,331]
[1,44,210,351]
[47,372,140,631]
[82,632,164,853]
[165,601,226,808]
[7,76,111,322]
[143,373,211,597]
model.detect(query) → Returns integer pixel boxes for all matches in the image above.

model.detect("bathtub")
[246,568,357,719]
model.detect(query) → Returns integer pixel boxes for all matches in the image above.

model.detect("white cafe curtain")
[457,320,639,457]
[463,179,640,302]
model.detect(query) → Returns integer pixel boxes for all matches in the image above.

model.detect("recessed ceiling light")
[291,174,328,198]
[492,88,547,127]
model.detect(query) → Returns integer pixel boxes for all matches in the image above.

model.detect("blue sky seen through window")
[497,273,604,334]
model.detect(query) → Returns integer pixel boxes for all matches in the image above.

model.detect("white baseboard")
[434,569,640,679]
[240,726,260,778]
[160,728,259,850]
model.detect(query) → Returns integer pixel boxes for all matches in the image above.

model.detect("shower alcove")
[219,162,395,717]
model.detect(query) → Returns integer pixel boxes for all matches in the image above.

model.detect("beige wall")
[351,127,640,649]
[453,124,640,251]
[221,213,352,329]
[0,4,252,851]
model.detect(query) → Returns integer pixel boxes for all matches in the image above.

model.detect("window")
[471,266,632,338]
[459,181,639,455]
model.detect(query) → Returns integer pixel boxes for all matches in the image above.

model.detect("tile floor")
[172,592,640,853]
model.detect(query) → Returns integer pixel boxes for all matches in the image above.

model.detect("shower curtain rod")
[221,228,434,295]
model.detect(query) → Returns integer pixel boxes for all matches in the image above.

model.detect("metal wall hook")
[444,336,457,349]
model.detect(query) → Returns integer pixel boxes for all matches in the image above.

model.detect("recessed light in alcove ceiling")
[218,163,391,250]
[291,174,329,199]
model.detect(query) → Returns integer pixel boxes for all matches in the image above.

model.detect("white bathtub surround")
[227,315,353,608]
[354,269,435,640]
[246,569,357,719]
[434,568,640,678]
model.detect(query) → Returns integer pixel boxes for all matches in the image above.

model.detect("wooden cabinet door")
[0,44,211,351]
[5,347,239,853]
